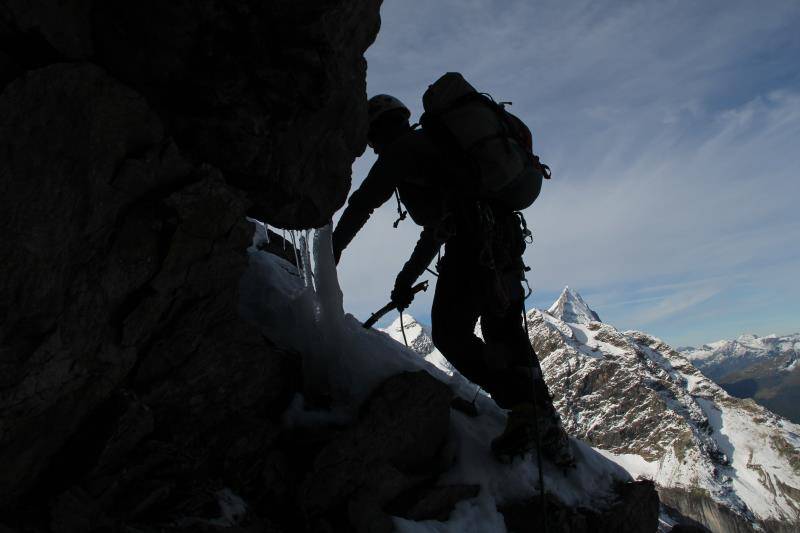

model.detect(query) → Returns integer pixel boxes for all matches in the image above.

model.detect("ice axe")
[362,280,429,329]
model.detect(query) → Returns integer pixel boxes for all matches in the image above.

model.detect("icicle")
[290,230,301,277]
[282,229,286,250]
[299,232,314,289]
[312,223,344,325]
[306,230,316,290]
[263,222,270,243]
[298,233,307,287]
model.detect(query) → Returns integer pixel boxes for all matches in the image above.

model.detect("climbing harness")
[392,188,408,228]
[470,385,482,406]
[424,247,443,278]
[515,211,533,244]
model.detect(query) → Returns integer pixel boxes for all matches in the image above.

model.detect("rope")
[399,310,409,348]
[392,188,407,228]
[470,386,481,405]
[516,212,547,531]
[523,307,548,533]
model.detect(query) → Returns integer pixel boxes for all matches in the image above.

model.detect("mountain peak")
[547,286,601,324]
[381,315,434,356]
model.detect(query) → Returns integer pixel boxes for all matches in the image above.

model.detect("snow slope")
[681,333,800,380]
[531,289,800,531]
[382,315,455,376]
[239,227,642,532]
[680,333,800,425]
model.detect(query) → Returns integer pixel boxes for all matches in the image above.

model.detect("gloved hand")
[390,278,415,310]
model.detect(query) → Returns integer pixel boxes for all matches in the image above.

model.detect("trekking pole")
[523,308,548,533]
[363,281,429,329]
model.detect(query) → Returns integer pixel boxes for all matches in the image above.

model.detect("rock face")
[0,0,380,529]
[530,293,800,532]
[301,371,457,532]
[0,0,379,228]
[500,480,660,533]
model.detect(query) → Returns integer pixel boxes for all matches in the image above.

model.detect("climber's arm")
[332,159,395,264]
[390,226,442,309]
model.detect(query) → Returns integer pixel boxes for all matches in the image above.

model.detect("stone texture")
[302,371,454,532]
[391,484,481,521]
[1,0,381,522]
[1,0,381,227]
[0,62,169,503]
[499,480,660,533]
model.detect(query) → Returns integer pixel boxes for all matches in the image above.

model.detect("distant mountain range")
[383,288,800,532]
[680,333,800,424]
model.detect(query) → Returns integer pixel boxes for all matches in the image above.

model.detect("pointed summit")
[381,314,434,356]
[547,286,601,324]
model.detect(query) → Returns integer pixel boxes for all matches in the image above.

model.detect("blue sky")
[333,0,800,347]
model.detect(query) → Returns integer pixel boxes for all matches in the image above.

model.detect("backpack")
[419,72,550,211]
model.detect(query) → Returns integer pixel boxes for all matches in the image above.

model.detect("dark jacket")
[333,129,449,287]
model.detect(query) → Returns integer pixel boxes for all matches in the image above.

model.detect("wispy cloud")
[632,286,723,324]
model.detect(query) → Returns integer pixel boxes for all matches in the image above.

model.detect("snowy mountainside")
[680,333,800,424]
[382,315,456,376]
[239,228,658,532]
[682,333,800,379]
[532,288,800,532]
[383,315,435,357]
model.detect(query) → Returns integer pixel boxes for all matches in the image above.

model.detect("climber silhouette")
[333,92,573,466]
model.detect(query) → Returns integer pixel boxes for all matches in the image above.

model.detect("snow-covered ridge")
[679,331,800,428]
[531,290,800,531]
[239,227,647,531]
[680,332,800,373]
[382,314,434,356]
[381,315,456,376]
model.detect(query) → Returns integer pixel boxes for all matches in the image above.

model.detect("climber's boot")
[491,403,538,463]
[491,402,576,468]
[536,406,576,470]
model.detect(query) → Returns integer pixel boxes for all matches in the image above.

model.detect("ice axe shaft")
[363,280,429,329]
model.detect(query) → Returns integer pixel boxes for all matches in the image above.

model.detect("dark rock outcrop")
[0,0,381,529]
[0,0,379,228]
[302,371,454,532]
[500,480,660,533]
[658,487,796,533]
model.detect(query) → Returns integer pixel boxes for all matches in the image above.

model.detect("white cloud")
[630,286,723,324]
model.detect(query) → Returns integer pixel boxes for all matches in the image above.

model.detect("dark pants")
[431,237,547,409]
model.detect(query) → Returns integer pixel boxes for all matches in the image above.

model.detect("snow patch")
[239,226,636,529]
